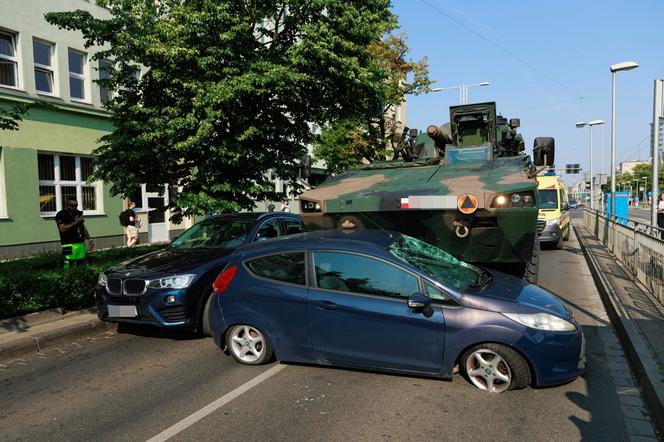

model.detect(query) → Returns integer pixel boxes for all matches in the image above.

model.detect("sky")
[390,0,664,185]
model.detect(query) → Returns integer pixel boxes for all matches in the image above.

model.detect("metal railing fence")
[583,208,664,304]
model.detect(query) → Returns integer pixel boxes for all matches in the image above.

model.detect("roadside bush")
[0,245,167,319]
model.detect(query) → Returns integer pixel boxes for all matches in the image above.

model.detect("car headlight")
[503,312,576,332]
[300,199,321,213]
[97,272,107,287]
[546,218,560,226]
[490,191,535,208]
[147,274,196,289]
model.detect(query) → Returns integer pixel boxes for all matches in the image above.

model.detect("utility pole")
[651,79,663,226]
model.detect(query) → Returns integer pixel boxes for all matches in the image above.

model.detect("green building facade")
[0,0,189,259]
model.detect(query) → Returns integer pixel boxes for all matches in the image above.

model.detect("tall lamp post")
[576,120,605,210]
[643,176,649,207]
[610,61,639,219]
[432,82,491,104]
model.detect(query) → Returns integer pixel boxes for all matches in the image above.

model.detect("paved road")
[0,223,657,441]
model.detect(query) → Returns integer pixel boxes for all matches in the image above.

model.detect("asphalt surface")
[0,216,656,441]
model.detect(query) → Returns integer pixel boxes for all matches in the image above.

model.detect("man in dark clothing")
[123,200,139,247]
[55,198,93,268]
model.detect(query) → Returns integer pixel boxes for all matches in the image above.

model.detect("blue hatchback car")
[95,212,305,335]
[210,230,585,392]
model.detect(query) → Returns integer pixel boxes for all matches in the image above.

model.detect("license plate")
[108,305,137,318]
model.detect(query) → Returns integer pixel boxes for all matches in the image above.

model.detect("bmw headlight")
[490,191,535,208]
[503,312,576,332]
[97,272,107,287]
[148,274,196,289]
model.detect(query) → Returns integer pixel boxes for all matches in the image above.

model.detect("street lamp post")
[576,120,605,210]
[610,61,639,219]
[432,82,491,105]
[643,176,649,207]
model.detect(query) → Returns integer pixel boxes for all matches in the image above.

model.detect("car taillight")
[212,265,237,295]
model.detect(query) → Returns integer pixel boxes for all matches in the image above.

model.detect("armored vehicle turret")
[299,102,554,282]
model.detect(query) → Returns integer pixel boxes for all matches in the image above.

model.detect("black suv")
[96,212,305,335]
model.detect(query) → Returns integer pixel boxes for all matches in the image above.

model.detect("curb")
[0,316,117,363]
[574,224,664,435]
[0,307,97,335]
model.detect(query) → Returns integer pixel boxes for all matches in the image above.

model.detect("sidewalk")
[575,223,664,434]
[0,308,115,362]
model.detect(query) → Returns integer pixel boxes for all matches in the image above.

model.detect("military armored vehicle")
[299,102,554,283]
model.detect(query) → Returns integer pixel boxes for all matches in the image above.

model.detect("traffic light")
[565,163,581,174]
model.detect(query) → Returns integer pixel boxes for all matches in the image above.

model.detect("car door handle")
[315,301,338,310]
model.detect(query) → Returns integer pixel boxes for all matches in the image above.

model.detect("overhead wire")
[418,0,585,100]
[618,135,650,162]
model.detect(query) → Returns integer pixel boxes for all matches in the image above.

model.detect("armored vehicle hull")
[300,102,552,283]
[301,154,538,280]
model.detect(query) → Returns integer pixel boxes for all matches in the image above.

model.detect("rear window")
[283,219,305,235]
[246,253,306,286]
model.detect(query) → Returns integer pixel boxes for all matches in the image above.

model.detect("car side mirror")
[407,293,431,309]
[561,202,569,211]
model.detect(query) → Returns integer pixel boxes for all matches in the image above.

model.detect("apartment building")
[0,0,190,259]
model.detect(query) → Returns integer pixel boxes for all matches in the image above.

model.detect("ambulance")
[537,175,570,249]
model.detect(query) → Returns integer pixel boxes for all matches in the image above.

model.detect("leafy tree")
[0,103,30,132]
[314,31,433,174]
[46,0,394,221]
[612,162,664,198]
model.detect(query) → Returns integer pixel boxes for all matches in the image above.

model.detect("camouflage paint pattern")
[301,102,542,278]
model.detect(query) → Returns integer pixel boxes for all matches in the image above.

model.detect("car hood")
[109,247,232,277]
[464,269,572,319]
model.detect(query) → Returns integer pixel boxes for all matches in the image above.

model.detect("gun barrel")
[426,125,452,147]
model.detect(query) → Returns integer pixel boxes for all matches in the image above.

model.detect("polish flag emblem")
[400,198,409,209]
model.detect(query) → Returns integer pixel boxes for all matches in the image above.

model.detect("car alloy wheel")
[226,324,272,365]
[462,343,530,392]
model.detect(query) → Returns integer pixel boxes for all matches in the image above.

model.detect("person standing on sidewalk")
[122,200,140,247]
[55,198,93,269]
[280,200,290,212]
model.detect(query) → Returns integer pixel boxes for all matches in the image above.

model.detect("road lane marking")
[146,364,286,442]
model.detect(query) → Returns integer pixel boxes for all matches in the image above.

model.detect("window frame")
[243,251,308,288]
[252,217,285,242]
[37,152,103,217]
[310,250,422,300]
[0,147,7,217]
[68,48,87,101]
[0,29,19,89]
[281,217,305,235]
[32,38,56,95]
[98,59,113,104]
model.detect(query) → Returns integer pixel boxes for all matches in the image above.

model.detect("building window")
[33,39,54,94]
[0,147,7,217]
[68,49,86,100]
[38,153,101,215]
[0,31,18,88]
[98,60,113,104]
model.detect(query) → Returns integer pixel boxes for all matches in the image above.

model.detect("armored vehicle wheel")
[337,215,365,231]
[524,239,539,284]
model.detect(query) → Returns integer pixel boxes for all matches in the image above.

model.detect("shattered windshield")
[389,234,489,290]
[171,219,255,249]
